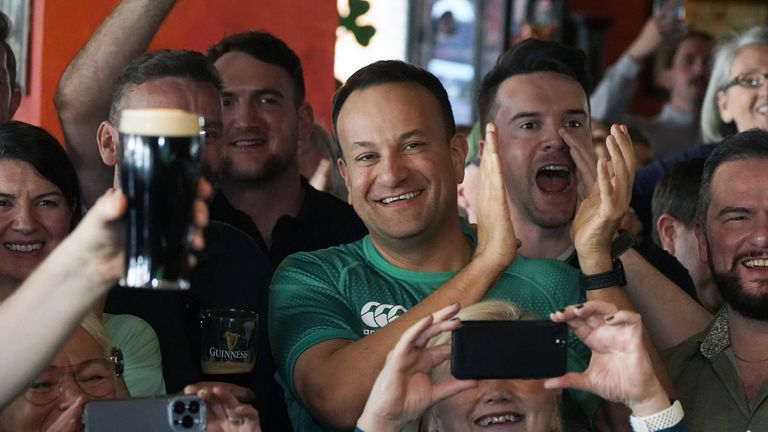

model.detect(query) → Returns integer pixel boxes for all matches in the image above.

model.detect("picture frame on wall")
[0,0,30,94]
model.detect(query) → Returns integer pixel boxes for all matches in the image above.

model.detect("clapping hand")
[572,125,636,270]
[475,123,519,268]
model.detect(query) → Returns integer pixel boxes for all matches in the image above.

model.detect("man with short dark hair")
[206,31,366,265]
[664,128,768,430]
[0,11,21,124]
[477,38,713,353]
[652,158,721,312]
[269,59,636,431]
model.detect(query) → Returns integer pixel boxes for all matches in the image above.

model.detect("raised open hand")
[356,304,477,432]
[572,125,636,268]
[545,301,669,416]
[474,123,518,268]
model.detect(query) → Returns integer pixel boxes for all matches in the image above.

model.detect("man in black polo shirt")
[207,32,367,265]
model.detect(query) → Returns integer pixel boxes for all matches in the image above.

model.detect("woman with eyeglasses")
[0,313,260,432]
[633,26,768,227]
[0,314,126,431]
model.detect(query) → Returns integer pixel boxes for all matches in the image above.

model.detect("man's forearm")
[621,249,712,349]
[55,0,176,206]
[589,54,641,124]
[294,255,507,429]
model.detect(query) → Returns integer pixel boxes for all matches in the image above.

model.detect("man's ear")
[716,90,734,123]
[694,221,709,264]
[97,121,120,167]
[450,133,468,184]
[8,86,20,118]
[656,213,678,254]
[337,156,351,204]
[297,102,315,145]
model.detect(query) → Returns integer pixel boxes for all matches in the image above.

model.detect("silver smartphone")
[83,395,205,431]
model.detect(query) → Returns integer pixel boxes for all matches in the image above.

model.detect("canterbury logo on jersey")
[360,301,407,334]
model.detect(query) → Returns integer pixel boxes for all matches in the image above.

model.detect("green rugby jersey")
[270,232,595,431]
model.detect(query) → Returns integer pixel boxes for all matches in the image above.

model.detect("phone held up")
[451,320,567,380]
[83,395,205,431]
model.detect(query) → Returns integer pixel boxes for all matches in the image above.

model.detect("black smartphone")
[83,395,206,431]
[451,320,567,380]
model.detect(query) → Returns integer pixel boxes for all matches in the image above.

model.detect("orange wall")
[570,0,663,115]
[15,0,338,141]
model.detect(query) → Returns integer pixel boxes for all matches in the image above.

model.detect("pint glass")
[200,309,259,375]
[118,109,204,289]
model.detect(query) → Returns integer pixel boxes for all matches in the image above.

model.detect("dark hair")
[477,38,591,127]
[332,60,455,141]
[664,30,714,68]
[651,158,705,243]
[109,49,222,125]
[207,31,305,105]
[0,121,83,229]
[0,11,16,90]
[698,129,768,224]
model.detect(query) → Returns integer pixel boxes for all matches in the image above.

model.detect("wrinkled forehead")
[49,328,106,368]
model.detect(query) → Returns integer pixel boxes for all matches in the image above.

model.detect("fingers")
[196,387,261,431]
[560,127,597,199]
[198,177,214,201]
[309,159,332,191]
[185,382,255,403]
[90,188,128,223]
[49,396,85,432]
[481,122,499,162]
[550,301,619,323]
[413,318,462,348]
[394,303,460,355]
[606,124,635,187]
[432,377,479,403]
[544,372,590,392]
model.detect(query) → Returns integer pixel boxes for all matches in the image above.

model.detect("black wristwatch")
[579,259,627,291]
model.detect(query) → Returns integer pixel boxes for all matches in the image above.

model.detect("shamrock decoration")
[339,0,376,46]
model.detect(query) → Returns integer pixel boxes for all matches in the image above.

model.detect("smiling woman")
[0,121,82,298]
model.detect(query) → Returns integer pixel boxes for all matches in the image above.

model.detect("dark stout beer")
[118,109,203,289]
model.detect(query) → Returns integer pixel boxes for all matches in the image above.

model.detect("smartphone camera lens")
[188,400,200,414]
[173,401,186,415]
[181,415,195,428]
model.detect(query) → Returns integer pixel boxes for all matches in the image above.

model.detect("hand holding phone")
[83,395,205,431]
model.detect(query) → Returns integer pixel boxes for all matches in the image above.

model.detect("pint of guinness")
[200,309,259,375]
[118,109,204,289]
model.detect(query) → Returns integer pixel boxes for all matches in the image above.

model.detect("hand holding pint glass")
[118,109,204,289]
[201,310,259,375]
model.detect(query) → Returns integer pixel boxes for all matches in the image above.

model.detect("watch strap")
[629,400,685,432]
[579,259,626,291]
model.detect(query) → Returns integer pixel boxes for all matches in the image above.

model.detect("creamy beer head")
[119,109,203,137]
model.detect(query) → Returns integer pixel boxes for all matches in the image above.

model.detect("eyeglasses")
[23,348,122,406]
[721,72,768,91]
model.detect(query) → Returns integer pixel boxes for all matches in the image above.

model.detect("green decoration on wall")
[339,0,376,46]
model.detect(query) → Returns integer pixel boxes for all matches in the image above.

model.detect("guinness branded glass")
[118,109,204,289]
[200,309,259,375]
